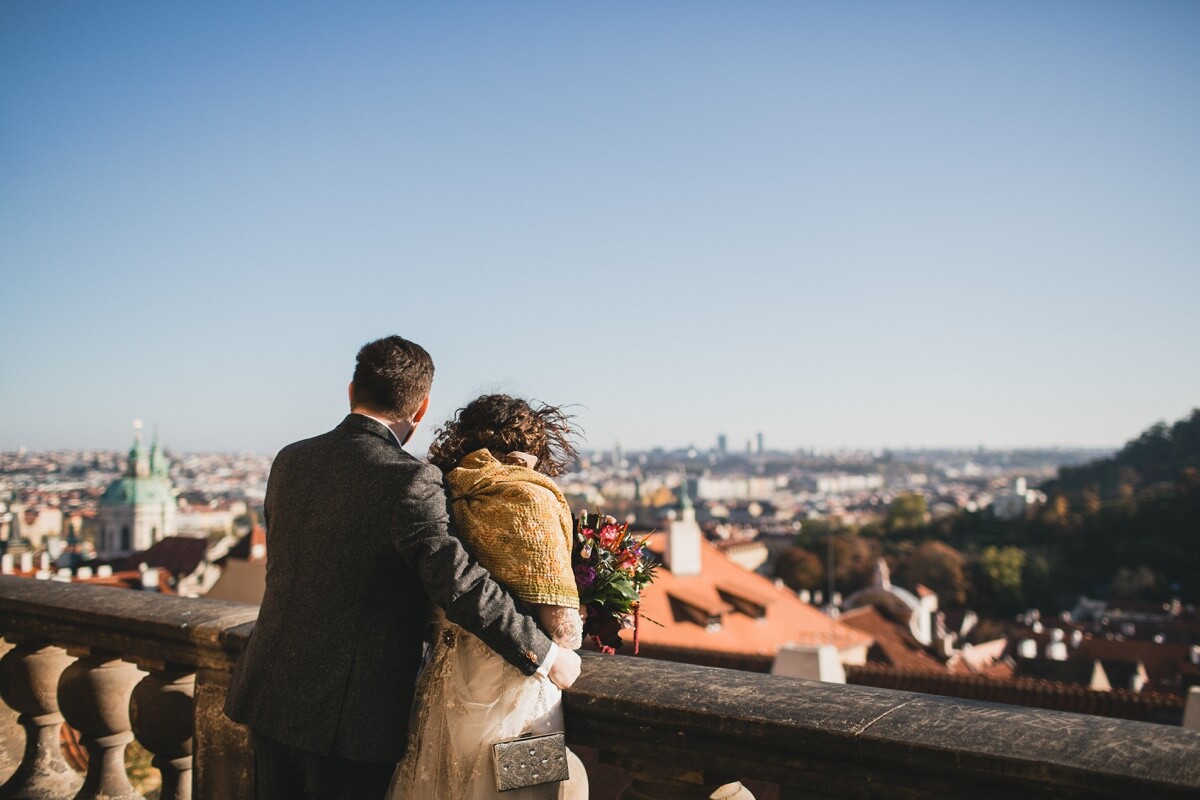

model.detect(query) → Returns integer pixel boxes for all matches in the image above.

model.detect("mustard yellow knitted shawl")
[444,448,578,608]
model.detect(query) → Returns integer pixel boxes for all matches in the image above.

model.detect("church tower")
[95,421,177,559]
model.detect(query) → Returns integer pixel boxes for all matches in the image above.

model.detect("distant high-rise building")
[717,434,727,454]
[756,432,764,455]
[613,439,624,468]
[96,422,177,559]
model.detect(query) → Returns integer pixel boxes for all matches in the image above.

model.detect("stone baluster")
[130,665,195,800]
[0,640,83,800]
[57,650,145,800]
[191,665,254,800]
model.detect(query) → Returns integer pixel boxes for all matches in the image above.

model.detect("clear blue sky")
[2,1,1198,455]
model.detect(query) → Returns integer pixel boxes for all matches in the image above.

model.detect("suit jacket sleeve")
[389,461,553,675]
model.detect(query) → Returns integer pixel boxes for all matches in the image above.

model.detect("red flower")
[598,525,621,550]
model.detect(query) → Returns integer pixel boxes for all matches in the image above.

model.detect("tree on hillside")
[794,517,842,550]
[897,540,968,607]
[886,492,929,533]
[978,545,1027,613]
[1048,408,1200,498]
[1109,565,1163,604]
[774,547,824,593]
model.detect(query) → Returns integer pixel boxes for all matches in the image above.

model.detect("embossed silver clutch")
[492,731,569,792]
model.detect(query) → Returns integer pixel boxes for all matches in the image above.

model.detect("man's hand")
[547,647,582,689]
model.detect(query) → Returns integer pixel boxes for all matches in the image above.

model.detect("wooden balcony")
[1,575,1198,799]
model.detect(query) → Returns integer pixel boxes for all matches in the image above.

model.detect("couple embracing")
[225,335,589,799]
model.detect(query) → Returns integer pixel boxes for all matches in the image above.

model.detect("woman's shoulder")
[447,448,565,501]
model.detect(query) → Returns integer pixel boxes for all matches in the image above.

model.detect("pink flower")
[599,525,621,550]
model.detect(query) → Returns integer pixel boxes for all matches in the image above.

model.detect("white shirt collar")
[353,412,404,448]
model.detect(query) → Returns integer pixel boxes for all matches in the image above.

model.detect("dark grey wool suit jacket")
[224,414,554,764]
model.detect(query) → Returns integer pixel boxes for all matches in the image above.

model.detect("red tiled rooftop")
[840,605,947,673]
[629,534,871,662]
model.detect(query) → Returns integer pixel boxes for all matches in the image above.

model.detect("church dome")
[100,426,176,508]
[100,475,175,507]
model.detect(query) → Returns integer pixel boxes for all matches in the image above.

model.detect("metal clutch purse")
[492,731,569,792]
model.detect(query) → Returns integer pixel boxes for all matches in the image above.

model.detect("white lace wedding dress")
[390,448,587,799]
[389,605,583,800]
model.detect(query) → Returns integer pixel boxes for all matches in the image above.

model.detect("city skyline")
[3,2,1198,455]
[0,420,1135,460]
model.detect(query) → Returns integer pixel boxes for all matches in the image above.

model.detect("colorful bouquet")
[572,511,659,654]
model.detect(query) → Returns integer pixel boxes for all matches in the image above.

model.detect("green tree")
[1109,565,1162,603]
[886,493,929,533]
[898,541,968,607]
[979,546,1027,611]
[794,517,841,549]
[774,547,824,593]
[829,534,882,594]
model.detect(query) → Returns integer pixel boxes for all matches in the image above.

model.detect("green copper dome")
[100,427,176,507]
[100,475,176,507]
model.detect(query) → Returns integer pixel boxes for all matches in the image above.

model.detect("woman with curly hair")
[390,395,587,800]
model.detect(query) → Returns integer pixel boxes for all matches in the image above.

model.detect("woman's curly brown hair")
[427,394,580,477]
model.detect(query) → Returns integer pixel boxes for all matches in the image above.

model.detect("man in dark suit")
[225,335,581,799]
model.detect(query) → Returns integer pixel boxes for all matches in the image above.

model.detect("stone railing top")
[0,575,258,670]
[567,653,1200,798]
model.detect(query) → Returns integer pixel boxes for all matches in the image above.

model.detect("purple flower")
[574,564,597,590]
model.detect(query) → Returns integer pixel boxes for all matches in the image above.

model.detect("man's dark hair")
[351,336,435,420]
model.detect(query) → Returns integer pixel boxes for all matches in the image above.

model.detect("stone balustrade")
[2,575,1199,799]
[0,576,257,800]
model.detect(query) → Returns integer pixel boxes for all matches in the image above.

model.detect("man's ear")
[347,381,356,409]
[412,395,431,424]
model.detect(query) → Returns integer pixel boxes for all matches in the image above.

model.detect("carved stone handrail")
[0,576,257,673]
[2,576,1200,800]
[564,655,1200,799]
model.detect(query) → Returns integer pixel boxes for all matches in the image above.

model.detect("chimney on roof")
[141,568,161,591]
[1130,662,1148,693]
[1,554,11,574]
[771,644,846,684]
[250,522,267,563]
[19,552,32,573]
[665,478,702,576]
